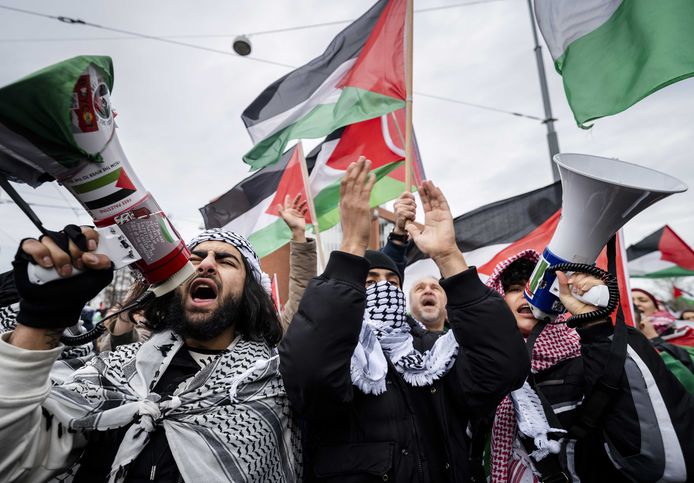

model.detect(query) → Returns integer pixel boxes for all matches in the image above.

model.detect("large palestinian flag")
[534,0,694,128]
[404,182,635,325]
[242,0,406,170]
[308,108,425,230]
[202,109,424,258]
[200,142,400,258]
[627,225,694,278]
[0,56,114,187]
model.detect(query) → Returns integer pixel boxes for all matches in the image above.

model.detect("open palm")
[405,181,456,259]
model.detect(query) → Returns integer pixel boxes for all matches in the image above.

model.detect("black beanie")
[364,250,402,285]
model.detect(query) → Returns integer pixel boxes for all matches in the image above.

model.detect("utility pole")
[527,0,560,182]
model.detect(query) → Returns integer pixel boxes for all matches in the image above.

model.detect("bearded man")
[0,228,300,482]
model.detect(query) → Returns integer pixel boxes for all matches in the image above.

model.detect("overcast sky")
[1,0,693,294]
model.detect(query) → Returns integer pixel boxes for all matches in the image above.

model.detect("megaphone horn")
[525,153,687,322]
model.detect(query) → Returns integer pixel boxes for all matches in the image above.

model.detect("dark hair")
[141,257,283,346]
[501,258,536,293]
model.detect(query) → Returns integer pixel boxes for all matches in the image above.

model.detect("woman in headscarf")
[480,249,694,482]
[632,288,694,347]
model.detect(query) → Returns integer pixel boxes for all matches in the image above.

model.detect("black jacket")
[489,322,694,482]
[279,251,529,482]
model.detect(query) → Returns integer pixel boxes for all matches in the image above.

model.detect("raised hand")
[405,181,467,278]
[393,191,416,236]
[339,157,376,256]
[278,193,309,242]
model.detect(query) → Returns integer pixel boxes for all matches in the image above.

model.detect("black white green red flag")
[627,225,694,278]
[200,108,423,258]
[242,0,407,170]
[308,108,425,231]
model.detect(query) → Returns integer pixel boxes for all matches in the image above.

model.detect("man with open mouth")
[0,228,301,482]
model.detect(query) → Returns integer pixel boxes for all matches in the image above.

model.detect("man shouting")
[0,228,300,482]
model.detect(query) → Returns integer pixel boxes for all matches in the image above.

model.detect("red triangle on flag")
[659,225,694,270]
[115,168,137,191]
[595,231,635,327]
[265,146,312,223]
[478,211,561,276]
[337,0,406,100]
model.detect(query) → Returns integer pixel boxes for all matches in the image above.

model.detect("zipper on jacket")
[410,414,426,482]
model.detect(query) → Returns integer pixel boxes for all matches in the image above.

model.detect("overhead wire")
[0,1,542,121]
[0,0,504,41]
[0,4,294,68]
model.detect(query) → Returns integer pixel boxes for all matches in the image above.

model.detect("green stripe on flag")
[249,161,403,258]
[157,217,175,243]
[314,161,403,231]
[632,266,694,279]
[249,218,293,259]
[556,0,694,128]
[72,168,121,193]
[244,87,404,170]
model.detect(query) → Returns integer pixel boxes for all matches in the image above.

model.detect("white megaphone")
[524,153,687,321]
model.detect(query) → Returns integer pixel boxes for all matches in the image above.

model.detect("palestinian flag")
[69,166,139,210]
[673,287,694,304]
[404,182,635,325]
[627,225,694,278]
[242,0,406,170]
[202,109,423,258]
[201,142,401,257]
[534,0,694,128]
[405,183,563,275]
[200,145,312,258]
[308,108,425,230]
[0,56,114,187]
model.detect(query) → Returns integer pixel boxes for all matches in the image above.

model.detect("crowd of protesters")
[0,157,693,482]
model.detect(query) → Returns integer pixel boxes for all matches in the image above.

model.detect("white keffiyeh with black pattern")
[351,281,459,395]
[45,329,301,482]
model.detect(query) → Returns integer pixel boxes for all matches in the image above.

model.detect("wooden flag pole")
[297,142,326,271]
[404,0,415,191]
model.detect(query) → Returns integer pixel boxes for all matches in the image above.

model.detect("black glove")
[12,225,114,329]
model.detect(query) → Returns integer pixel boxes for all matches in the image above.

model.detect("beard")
[167,290,242,341]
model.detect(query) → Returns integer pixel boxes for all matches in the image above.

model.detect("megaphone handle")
[27,261,86,285]
[573,285,610,308]
[25,224,143,285]
[546,263,620,327]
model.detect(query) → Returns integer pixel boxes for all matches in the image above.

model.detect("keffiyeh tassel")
[350,281,458,395]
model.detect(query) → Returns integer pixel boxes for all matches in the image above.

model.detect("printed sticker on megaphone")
[61,62,192,286]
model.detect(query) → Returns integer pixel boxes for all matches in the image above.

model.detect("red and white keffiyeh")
[486,250,582,483]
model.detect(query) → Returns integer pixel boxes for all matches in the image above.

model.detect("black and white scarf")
[351,281,458,395]
[45,330,301,482]
[188,228,272,295]
[0,303,93,362]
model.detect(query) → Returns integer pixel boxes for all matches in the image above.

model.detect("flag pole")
[527,0,560,182]
[404,0,415,191]
[297,142,326,271]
